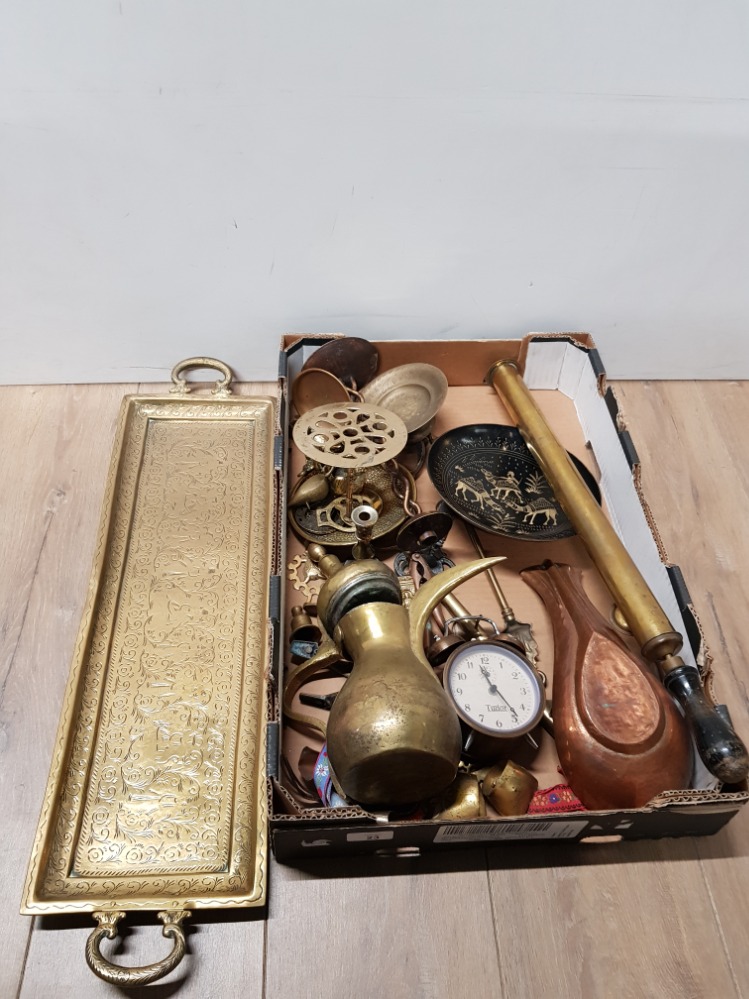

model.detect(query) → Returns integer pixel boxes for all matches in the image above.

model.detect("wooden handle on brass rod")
[487,359,749,784]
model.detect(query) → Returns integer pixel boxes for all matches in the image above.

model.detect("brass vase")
[327,601,462,805]
[306,547,504,806]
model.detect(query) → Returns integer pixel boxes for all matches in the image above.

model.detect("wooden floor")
[3,379,749,999]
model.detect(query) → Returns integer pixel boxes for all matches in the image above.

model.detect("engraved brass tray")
[22,359,276,987]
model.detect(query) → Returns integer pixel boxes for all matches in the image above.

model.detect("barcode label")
[433,819,588,843]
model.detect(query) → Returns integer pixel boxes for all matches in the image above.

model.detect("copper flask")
[522,562,692,810]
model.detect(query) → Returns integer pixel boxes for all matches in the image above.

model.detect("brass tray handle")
[85,910,191,987]
[170,356,234,397]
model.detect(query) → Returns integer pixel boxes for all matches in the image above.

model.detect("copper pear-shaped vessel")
[522,562,692,810]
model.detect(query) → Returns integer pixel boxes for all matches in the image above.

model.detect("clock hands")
[479,662,518,722]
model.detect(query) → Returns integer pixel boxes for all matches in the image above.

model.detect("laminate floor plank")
[487,838,736,999]
[615,381,749,996]
[265,852,500,999]
[0,385,136,999]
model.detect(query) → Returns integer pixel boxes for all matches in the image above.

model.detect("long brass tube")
[488,359,748,783]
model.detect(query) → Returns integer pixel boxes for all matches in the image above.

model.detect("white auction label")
[346,830,396,842]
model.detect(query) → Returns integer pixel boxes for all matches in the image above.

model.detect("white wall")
[2,2,749,383]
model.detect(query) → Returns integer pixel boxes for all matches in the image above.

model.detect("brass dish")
[428,424,600,541]
[361,363,448,435]
[22,358,276,986]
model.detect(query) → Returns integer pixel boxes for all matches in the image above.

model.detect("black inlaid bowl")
[427,424,601,541]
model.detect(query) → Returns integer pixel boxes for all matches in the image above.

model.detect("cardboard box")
[270,332,749,860]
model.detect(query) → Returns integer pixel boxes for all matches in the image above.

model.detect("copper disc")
[292,368,351,416]
[301,337,380,390]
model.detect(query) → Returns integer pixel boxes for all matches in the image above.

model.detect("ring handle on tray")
[170,356,234,397]
[85,909,191,987]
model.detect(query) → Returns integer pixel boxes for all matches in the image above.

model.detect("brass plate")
[23,385,276,913]
[361,363,448,433]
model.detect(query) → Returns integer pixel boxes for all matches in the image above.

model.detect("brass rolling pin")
[488,359,749,784]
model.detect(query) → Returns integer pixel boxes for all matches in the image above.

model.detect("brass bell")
[289,605,323,644]
[481,760,538,816]
[431,773,486,820]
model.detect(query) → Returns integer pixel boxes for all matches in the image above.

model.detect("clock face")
[443,641,544,737]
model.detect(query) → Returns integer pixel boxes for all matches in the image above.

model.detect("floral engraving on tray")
[73,423,250,874]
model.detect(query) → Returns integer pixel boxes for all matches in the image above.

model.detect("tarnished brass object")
[431,773,487,820]
[301,335,380,390]
[331,467,366,496]
[290,605,323,644]
[481,761,538,816]
[289,471,330,508]
[351,503,379,559]
[287,551,325,602]
[361,363,448,435]
[22,359,275,984]
[85,910,191,987]
[462,519,539,665]
[327,602,462,805]
[289,463,413,550]
[302,550,504,805]
[488,359,749,783]
[292,402,408,469]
